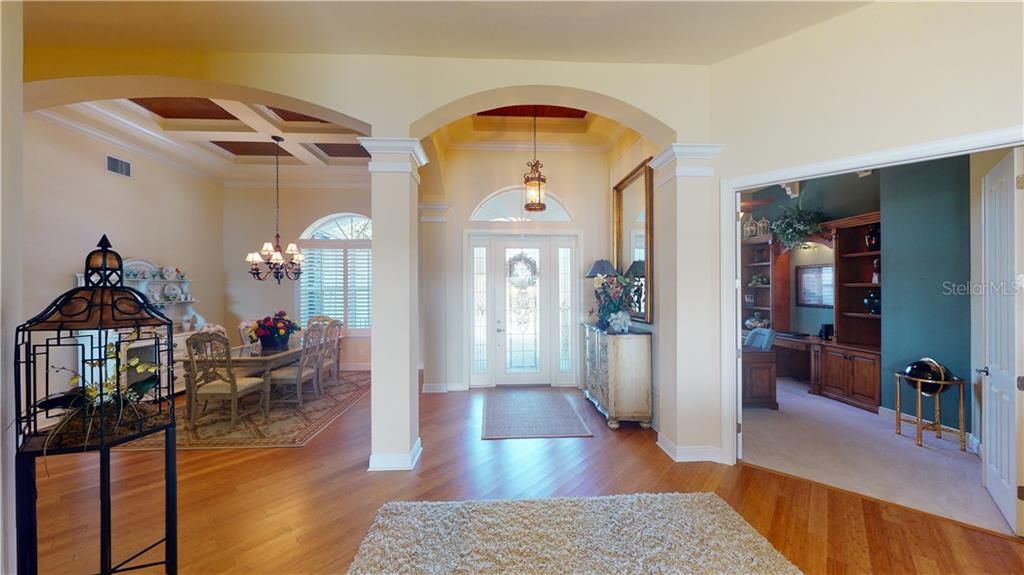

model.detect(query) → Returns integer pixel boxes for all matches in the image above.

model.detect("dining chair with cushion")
[185,332,268,428]
[238,320,258,344]
[268,322,323,407]
[318,320,344,384]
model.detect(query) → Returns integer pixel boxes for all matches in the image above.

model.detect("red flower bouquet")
[247,311,301,350]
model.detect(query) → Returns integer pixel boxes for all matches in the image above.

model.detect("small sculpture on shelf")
[744,312,771,330]
[865,224,881,251]
[871,258,880,284]
[863,289,881,315]
[748,273,769,287]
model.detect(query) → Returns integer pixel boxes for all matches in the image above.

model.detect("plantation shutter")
[346,248,372,328]
[299,248,326,326]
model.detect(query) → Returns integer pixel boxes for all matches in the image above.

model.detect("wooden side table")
[894,373,966,450]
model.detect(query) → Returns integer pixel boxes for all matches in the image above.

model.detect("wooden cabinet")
[815,342,880,412]
[740,234,790,332]
[742,349,778,409]
[583,325,652,429]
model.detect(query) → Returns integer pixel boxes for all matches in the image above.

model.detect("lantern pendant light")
[245,135,304,283]
[523,113,547,212]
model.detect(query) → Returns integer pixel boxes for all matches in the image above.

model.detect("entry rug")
[482,387,593,439]
[122,371,370,449]
[348,492,801,574]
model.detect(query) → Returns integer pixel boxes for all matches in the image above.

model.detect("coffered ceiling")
[26,2,867,65]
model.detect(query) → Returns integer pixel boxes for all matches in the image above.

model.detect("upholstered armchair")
[185,332,268,427]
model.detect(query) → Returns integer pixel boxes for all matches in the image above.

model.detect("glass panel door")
[493,240,550,385]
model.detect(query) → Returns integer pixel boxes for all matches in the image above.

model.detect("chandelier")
[245,135,303,283]
[523,113,547,212]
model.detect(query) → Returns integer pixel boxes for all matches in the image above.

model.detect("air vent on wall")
[106,155,132,177]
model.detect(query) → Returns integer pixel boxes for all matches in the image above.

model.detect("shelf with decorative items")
[827,211,882,349]
[739,233,790,332]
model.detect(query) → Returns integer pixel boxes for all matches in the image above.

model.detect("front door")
[468,236,577,387]
[981,147,1024,533]
[493,240,551,385]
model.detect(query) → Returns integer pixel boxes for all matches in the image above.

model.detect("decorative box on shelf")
[582,324,652,429]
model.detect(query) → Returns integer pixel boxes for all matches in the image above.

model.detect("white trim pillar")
[649,144,726,463]
[359,137,428,470]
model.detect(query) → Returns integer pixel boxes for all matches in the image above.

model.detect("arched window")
[298,213,372,329]
[470,187,572,222]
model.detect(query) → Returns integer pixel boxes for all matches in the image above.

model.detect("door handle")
[976,367,990,377]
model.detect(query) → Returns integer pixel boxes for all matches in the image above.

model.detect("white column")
[649,144,725,463]
[358,137,428,470]
[0,2,23,570]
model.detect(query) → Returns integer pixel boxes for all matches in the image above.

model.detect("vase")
[864,225,881,251]
[259,333,290,351]
[863,290,881,315]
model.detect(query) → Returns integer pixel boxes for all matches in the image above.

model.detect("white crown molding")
[418,203,451,212]
[650,143,726,171]
[33,109,215,182]
[446,141,609,154]
[368,437,423,471]
[420,216,447,223]
[222,177,371,191]
[357,137,429,167]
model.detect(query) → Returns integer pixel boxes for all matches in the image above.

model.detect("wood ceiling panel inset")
[130,97,236,120]
[478,105,587,119]
[315,143,370,158]
[269,106,329,123]
[211,141,295,157]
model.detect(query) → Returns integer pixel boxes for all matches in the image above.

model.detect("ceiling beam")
[212,99,327,166]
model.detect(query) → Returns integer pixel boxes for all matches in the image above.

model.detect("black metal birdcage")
[13,235,177,575]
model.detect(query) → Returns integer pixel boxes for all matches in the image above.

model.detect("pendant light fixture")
[245,135,304,283]
[523,112,547,212]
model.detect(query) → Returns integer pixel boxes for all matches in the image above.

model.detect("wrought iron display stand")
[14,236,178,574]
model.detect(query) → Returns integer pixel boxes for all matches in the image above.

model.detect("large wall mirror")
[613,157,654,323]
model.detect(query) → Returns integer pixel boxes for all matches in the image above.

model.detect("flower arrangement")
[38,342,161,451]
[247,311,301,349]
[590,274,635,333]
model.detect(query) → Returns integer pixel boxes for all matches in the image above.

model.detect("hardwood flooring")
[33,387,1024,574]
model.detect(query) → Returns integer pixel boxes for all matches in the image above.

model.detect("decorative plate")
[163,283,182,301]
[161,266,176,280]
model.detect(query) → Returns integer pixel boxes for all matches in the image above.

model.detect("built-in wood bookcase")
[740,234,790,332]
[829,211,881,349]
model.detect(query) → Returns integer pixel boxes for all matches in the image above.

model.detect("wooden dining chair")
[185,332,268,428]
[268,322,323,407]
[318,320,344,385]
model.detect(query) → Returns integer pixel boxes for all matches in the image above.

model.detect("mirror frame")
[612,157,654,324]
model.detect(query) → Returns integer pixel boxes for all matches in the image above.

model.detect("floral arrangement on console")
[590,274,636,334]
[247,310,301,350]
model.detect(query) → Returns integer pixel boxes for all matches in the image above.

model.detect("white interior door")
[981,147,1024,533]
[492,239,552,385]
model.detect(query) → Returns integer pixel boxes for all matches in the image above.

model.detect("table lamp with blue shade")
[625,260,645,278]
[586,259,617,278]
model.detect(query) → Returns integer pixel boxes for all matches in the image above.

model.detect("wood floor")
[34,386,1024,574]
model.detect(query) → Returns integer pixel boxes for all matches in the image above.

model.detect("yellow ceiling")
[25,1,866,65]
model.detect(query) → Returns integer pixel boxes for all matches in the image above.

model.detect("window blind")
[300,247,372,328]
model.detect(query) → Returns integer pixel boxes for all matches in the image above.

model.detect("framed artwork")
[796,264,834,308]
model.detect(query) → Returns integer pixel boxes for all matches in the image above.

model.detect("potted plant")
[247,310,301,350]
[590,273,635,333]
[770,201,829,250]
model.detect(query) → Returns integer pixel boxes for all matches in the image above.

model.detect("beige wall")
[222,183,372,366]
[422,147,610,390]
[22,113,225,328]
[711,2,1024,179]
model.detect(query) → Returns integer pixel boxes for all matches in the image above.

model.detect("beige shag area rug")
[121,371,369,449]
[482,387,592,439]
[348,492,800,574]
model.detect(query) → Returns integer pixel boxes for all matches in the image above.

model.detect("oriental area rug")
[347,492,801,574]
[122,370,370,449]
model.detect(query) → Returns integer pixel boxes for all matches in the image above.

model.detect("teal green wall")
[880,156,971,430]
[751,171,880,221]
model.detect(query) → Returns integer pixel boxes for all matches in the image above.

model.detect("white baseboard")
[878,406,970,436]
[421,383,447,393]
[368,437,422,471]
[341,361,370,371]
[656,433,723,463]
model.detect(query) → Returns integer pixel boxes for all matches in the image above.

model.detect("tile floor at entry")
[742,378,1010,534]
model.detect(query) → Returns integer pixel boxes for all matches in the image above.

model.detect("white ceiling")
[26,1,866,65]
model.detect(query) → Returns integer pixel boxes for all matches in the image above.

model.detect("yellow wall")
[221,183,372,366]
[22,113,226,327]
[711,2,1024,179]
